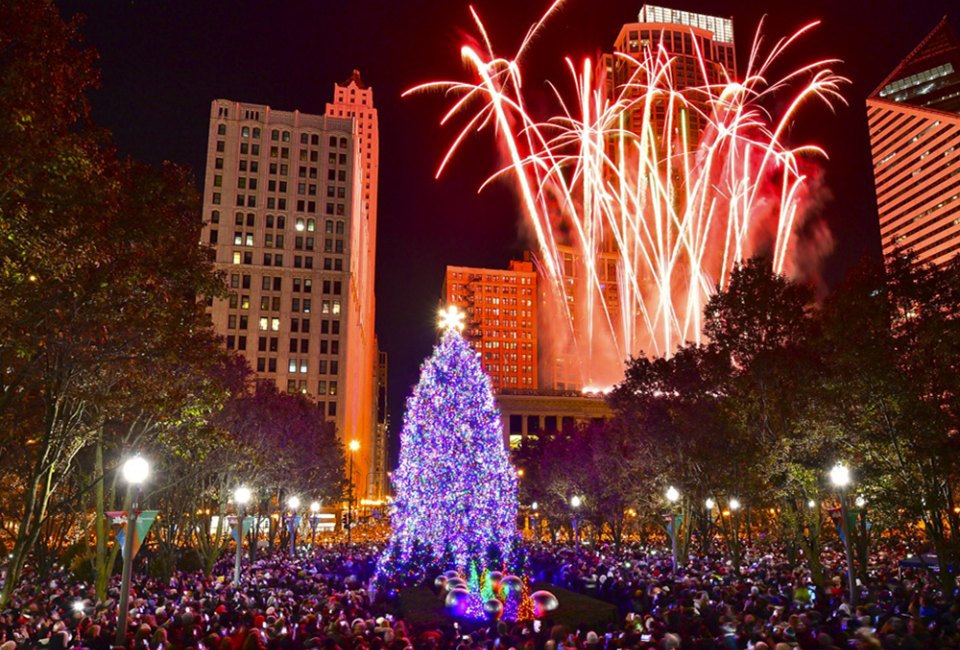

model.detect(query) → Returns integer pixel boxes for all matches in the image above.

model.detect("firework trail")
[407,2,847,388]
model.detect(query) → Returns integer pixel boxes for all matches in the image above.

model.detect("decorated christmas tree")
[381,308,518,576]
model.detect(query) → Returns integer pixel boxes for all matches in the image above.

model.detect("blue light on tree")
[381,309,518,574]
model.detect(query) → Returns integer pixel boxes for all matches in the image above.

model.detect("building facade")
[599,4,736,144]
[496,390,613,449]
[542,5,738,392]
[369,344,389,502]
[200,78,382,500]
[443,261,538,392]
[867,18,960,266]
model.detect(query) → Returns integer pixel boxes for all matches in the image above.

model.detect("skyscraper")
[545,5,738,391]
[443,261,538,392]
[200,77,381,500]
[599,4,736,144]
[867,18,960,266]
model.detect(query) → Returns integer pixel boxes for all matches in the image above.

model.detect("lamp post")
[233,486,251,585]
[116,455,149,647]
[830,462,858,606]
[665,486,680,575]
[287,495,300,557]
[310,501,321,547]
[347,439,359,545]
[570,495,582,556]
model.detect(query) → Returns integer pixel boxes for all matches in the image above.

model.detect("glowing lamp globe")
[705,498,715,510]
[830,463,851,488]
[570,495,582,509]
[122,456,149,485]
[855,496,866,508]
[310,501,321,514]
[349,439,360,453]
[666,486,680,503]
[234,486,252,505]
[287,496,301,510]
[729,498,741,511]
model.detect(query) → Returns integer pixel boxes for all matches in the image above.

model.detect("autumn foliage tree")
[0,0,236,604]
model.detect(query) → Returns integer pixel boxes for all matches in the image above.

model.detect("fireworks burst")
[407,2,847,387]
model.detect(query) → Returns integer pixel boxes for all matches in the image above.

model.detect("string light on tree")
[379,322,518,575]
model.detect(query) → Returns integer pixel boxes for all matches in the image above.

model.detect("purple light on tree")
[383,321,518,572]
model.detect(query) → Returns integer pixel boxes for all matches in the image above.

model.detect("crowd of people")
[0,540,957,649]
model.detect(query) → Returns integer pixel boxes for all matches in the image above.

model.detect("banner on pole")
[227,515,254,544]
[106,510,158,559]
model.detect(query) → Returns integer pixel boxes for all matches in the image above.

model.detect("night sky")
[58,0,960,454]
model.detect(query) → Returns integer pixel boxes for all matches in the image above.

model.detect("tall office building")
[544,5,738,391]
[443,261,538,392]
[200,77,381,500]
[325,71,382,499]
[867,18,960,266]
[599,5,736,143]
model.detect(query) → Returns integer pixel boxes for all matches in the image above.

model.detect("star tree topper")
[437,305,466,332]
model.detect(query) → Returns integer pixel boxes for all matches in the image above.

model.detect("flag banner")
[661,513,682,536]
[227,515,254,543]
[827,507,846,544]
[107,510,158,559]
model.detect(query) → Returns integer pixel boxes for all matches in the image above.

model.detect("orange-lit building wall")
[325,71,381,499]
[443,261,538,392]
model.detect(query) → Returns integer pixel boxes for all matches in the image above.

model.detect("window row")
[230,252,343,271]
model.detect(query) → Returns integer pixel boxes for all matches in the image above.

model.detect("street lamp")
[233,486,251,584]
[287,495,300,557]
[310,501,321,546]
[705,498,715,510]
[570,495,583,556]
[116,456,149,647]
[347,439,359,545]
[830,462,858,605]
[665,487,681,575]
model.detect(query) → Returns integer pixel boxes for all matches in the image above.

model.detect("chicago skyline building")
[199,72,383,501]
[545,5,739,392]
[868,17,960,266]
[442,261,538,392]
[439,260,611,449]
[599,4,736,145]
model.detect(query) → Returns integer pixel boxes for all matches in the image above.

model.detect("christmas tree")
[382,310,518,575]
